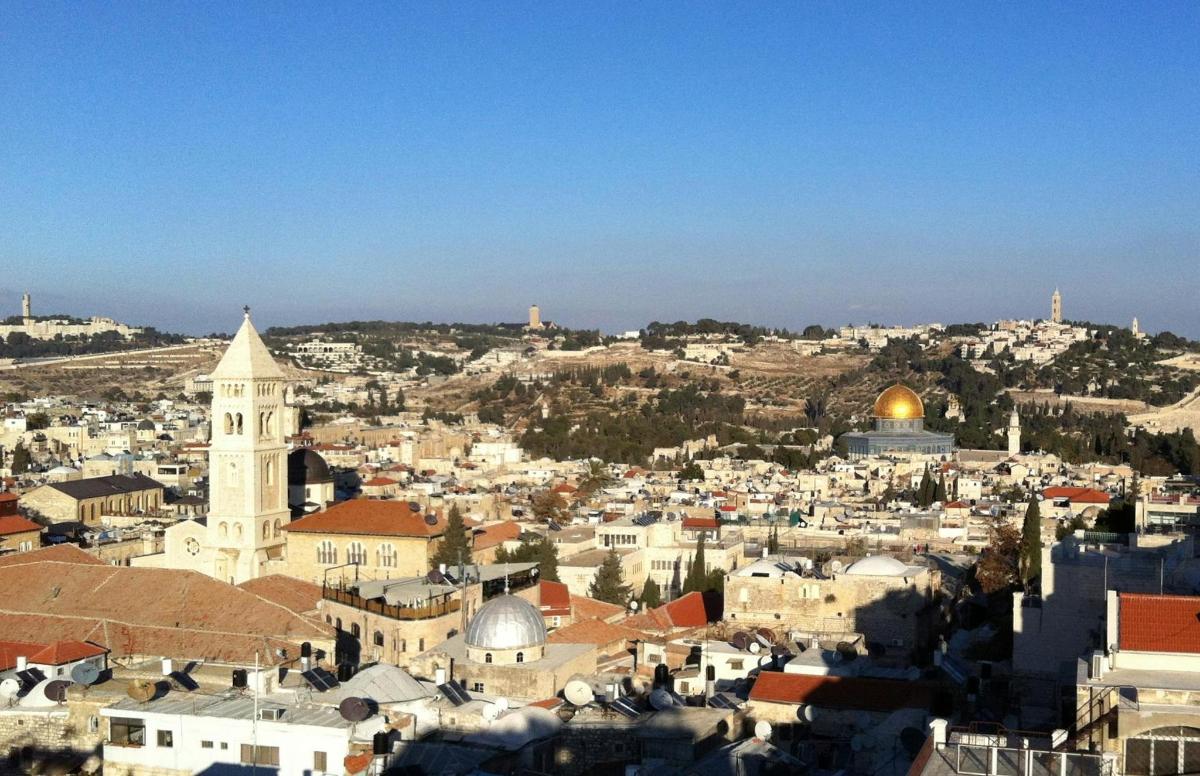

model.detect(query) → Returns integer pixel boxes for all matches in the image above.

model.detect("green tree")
[24,413,50,431]
[432,504,470,570]
[640,578,662,609]
[495,535,560,582]
[767,524,780,554]
[916,467,934,507]
[10,443,31,474]
[977,516,1021,594]
[578,459,613,498]
[678,461,705,481]
[683,531,708,594]
[1020,497,1042,585]
[531,490,568,523]
[934,472,948,503]
[589,548,632,604]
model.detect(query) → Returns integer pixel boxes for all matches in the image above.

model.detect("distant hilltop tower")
[528,304,542,330]
[1008,406,1021,457]
[1051,288,1062,324]
[21,292,31,324]
[1132,317,1140,337]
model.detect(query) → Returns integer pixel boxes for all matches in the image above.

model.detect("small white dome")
[465,594,546,651]
[844,555,911,576]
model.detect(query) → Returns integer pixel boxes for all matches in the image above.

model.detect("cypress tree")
[684,531,708,593]
[934,472,947,503]
[431,504,470,570]
[10,443,31,474]
[640,578,662,609]
[917,467,934,507]
[1020,496,1042,585]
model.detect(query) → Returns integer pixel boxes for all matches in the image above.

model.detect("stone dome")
[288,448,332,485]
[844,555,911,576]
[873,384,924,420]
[465,594,546,651]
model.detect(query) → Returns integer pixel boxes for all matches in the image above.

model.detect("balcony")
[322,587,461,621]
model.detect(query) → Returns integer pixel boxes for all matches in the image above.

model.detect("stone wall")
[0,699,106,775]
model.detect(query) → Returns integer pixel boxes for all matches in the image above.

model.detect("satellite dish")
[754,721,773,741]
[564,679,594,707]
[127,680,156,703]
[629,600,639,611]
[730,632,751,651]
[797,704,817,722]
[495,697,509,712]
[0,678,18,700]
[831,560,844,573]
[424,513,438,526]
[481,703,500,722]
[648,688,674,711]
[748,641,761,654]
[835,641,859,662]
[755,627,777,643]
[407,501,422,512]
[338,697,372,723]
[44,680,71,703]
[71,663,101,686]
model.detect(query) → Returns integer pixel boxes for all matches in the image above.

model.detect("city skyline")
[3,3,1198,335]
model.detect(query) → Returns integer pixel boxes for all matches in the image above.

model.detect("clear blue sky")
[2,2,1197,336]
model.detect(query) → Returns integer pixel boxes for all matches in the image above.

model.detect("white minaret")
[205,307,289,584]
[1132,317,1140,337]
[1007,406,1021,457]
[1051,288,1062,324]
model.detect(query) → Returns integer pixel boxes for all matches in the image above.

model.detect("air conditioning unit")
[257,708,284,721]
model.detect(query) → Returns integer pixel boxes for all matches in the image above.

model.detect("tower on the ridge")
[1008,406,1021,457]
[1051,288,1062,324]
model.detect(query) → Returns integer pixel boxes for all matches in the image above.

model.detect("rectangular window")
[729,659,744,670]
[201,741,214,749]
[241,744,281,766]
[647,653,661,664]
[472,682,485,692]
[110,717,146,746]
[314,751,328,771]
[156,730,173,747]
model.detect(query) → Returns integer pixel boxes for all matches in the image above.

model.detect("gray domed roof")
[288,449,332,485]
[137,419,156,430]
[465,595,546,651]
[844,555,910,576]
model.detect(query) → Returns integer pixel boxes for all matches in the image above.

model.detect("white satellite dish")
[495,697,509,712]
[754,721,773,741]
[629,600,639,611]
[0,678,19,700]
[564,679,594,707]
[481,703,499,722]
[797,704,817,722]
[831,560,844,573]
[648,688,675,711]
[748,641,761,654]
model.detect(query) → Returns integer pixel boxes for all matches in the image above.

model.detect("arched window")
[262,522,270,540]
[350,623,360,638]
[317,541,336,565]
[259,412,266,436]
[335,618,342,631]
[347,542,366,566]
[484,653,493,664]
[273,519,282,538]
[219,522,228,539]
[265,458,274,485]
[235,413,243,434]
[377,544,397,568]
[400,639,407,653]
[234,523,243,540]
[224,413,233,434]
[516,652,524,663]
[373,631,384,647]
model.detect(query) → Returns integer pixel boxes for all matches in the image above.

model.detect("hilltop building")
[1007,406,1021,457]
[0,291,142,340]
[1051,287,1063,323]
[528,304,542,330]
[841,385,955,460]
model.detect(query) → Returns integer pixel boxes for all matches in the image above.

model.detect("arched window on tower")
[317,540,336,565]
[265,411,273,436]
[273,519,282,538]
[219,522,228,539]
[234,523,244,540]
[484,653,493,664]
[262,521,270,540]
[235,414,244,435]
[516,652,524,663]
[224,413,233,435]
[259,412,266,436]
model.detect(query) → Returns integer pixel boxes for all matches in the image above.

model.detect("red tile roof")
[0,544,103,567]
[571,594,625,623]
[0,493,18,503]
[624,591,711,631]
[551,483,577,494]
[548,617,643,648]
[345,753,373,775]
[1043,487,1110,504]
[1119,593,1200,654]
[538,581,572,618]
[362,477,398,487]
[528,696,564,710]
[473,521,521,552]
[29,639,108,665]
[237,575,324,614]
[286,499,444,537]
[0,515,41,536]
[683,517,719,529]
[749,673,935,712]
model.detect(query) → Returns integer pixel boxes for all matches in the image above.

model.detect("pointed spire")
[211,309,285,380]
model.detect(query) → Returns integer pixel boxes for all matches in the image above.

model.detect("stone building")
[725,554,939,661]
[0,514,42,555]
[282,498,447,585]
[841,384,954,460]
[20,473,164,526]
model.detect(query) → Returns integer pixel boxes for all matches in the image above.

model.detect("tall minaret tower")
[21,292,31,324]
[528,304,542,330]
[1007,406,1021,457]
[205,307,289,584]
[1132,317,1140,338]
[1051,288,1062,324]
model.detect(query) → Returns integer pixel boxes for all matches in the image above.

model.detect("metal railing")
[322,586,461,621]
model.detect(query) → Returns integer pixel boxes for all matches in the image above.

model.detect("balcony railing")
[322,587,461,621]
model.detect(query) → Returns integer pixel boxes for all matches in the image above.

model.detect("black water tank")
[232,669,248,688]
[300,642,312,658]
[337,663,354,682]
[706,665,716,681]
[653,663,669,688]
[373,731,390,755]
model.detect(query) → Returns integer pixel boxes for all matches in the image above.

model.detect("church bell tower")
[1008,406,1021,457]
[205,308,289,584]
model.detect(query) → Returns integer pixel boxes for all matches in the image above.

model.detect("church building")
[145,310,291,584]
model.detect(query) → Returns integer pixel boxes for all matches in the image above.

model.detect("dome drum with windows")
[464,594,546,666]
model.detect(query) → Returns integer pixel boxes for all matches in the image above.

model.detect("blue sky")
[1,2,1197,336]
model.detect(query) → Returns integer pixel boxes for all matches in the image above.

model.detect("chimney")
[16,656,27,672]
[161,658,173,676]
[705,665,716,700]
[930,718,948,747]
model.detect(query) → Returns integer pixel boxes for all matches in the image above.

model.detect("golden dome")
[873,384,924,419]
